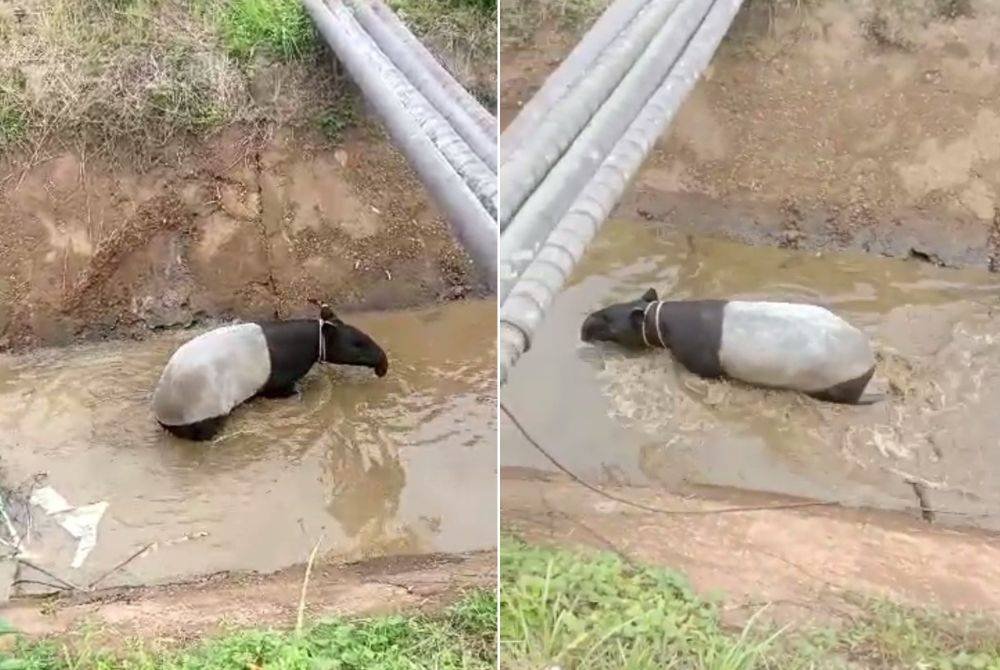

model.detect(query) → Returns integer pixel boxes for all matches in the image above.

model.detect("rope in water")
[500,402,837,516]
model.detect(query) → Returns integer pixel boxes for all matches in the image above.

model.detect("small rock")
[334,149,348,168]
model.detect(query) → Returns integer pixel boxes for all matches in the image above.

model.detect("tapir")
[152,304,388,441]
[580,288,877,404]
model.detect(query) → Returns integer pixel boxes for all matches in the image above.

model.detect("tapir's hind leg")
[809,366,877,405]
[160,416,227,441]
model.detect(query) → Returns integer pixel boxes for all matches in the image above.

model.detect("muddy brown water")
[500,219,1000,531]
[0,300,496,594]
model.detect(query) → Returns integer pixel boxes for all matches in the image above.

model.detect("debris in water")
[29,487,108,569]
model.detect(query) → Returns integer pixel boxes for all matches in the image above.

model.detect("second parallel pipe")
[498,0,685,229]
[302,0,497,286]
[371,0,497,137]
[351,0,498,170]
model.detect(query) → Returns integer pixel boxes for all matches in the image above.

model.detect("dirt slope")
[0,124,482,350]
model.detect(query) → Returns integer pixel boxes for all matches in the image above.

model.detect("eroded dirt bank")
[3,551,494,643]
[0,124,482,350]
[501,0,1000,267]
[502,478,1000,624]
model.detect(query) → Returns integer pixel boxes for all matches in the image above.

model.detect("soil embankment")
[0,125,484,349]
[0,0,496,350]
[501,0,1000,266]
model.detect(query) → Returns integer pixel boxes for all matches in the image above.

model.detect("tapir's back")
[152,323,272,426]
[718,301,873,393]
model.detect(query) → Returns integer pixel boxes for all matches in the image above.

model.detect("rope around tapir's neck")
[317,318,334,363]
[640,301,666,349]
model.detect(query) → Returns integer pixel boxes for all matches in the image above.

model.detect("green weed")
[500,538,774,669]
[501,538,1000,670]
[318,94,359,144]
[0,73,28,152]
[219,0,316,61]
[0,102,27,151]
[0,590,496,670]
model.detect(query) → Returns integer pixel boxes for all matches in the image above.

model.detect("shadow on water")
[0,300,496,592]
[501,219,1000,531]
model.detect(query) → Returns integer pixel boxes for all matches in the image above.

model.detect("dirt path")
[2,551,494,643]
[502,475,1000,623]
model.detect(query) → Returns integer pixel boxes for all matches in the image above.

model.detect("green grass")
[0,99,27,151]
[500,538,779,669]
[219,0,316,62]
[0,590,496,670]
[500,538,1000,670]
[318,94,360,144]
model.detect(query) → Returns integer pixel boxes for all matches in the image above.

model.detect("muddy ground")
[0,122,483,351]
[499,0,1000,621]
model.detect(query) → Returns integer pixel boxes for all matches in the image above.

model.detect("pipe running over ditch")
[498,0,652,161]
[352,0,497,170]
[370,1,497,139]
[500,0,713,275]
[499,0,685,230]
[499,0,745,384]
[302,0,498,288]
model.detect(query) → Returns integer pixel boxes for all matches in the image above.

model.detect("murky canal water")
[0,300,496,592]
[501,219,1000,530]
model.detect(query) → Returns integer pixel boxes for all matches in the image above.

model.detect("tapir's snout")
[375,352,389,377]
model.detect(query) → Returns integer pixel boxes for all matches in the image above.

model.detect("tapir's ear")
[641,288,658,302]
[319,303,340,322]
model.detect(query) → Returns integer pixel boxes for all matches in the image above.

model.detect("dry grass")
[500,0,610,48]
[388,0,497,108]
[0,0,493,166]
[0,0,340,164]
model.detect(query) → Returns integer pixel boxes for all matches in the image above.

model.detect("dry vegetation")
[0,0,495,166]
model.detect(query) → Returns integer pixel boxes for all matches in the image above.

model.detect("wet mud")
[1,300,496,594]
[501,219,1000,530]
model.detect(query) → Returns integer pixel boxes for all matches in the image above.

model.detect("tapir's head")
[320,304,389,377]
[580,288,658,350]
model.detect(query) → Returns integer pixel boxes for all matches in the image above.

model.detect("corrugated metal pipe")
[351,0,498,170]
[499,0,652,161]
[302,0,497,288]
[499,0,715,301]
[498,0,686,231]
[370,0,497,139]
[499,0,744,385]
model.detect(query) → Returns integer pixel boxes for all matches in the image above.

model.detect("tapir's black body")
[158,306,387,441]
[640,299,726,379]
